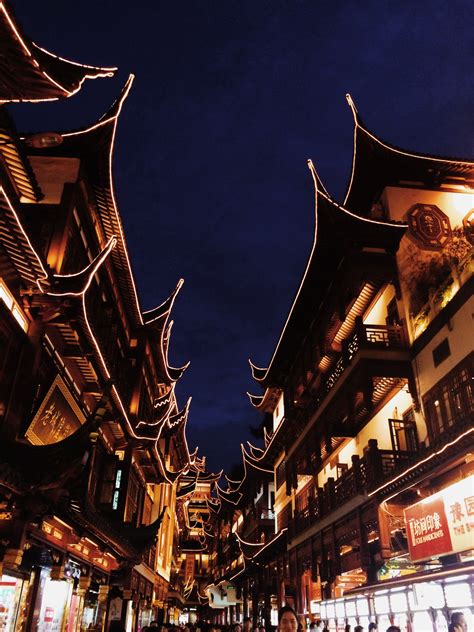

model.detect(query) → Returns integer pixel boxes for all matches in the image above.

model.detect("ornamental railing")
[289,439,418,540]
[302,320,407,417]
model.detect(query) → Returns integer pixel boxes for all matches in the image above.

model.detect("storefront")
[318,568,473,632]
[318,475,474,632]
[0,573,30,631]
[30,567,73,632]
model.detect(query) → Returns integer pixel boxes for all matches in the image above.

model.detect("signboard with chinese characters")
[184,553,195,584]
[404,475,474,562]
[25,375,86,445]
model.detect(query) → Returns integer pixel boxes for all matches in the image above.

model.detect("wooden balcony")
[313,320,408,406]
[284,321,412,460]
[288,439,418,540]
[289,406,473,540]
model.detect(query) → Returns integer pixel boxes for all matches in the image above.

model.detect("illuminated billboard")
[404,475,474,562]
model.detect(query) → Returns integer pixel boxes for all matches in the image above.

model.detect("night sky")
[11,1,473,473]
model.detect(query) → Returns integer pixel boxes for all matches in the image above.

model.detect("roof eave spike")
[142,278,184,325]
[99,73,135,122]
[246,391,264,409]
[248,358,267,382]
[345,93,363,126]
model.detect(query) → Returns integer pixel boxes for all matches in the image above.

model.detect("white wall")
[414,296,474,397]
[381,186,472,225]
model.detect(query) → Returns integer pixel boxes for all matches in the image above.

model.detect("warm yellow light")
[0,279,28,332]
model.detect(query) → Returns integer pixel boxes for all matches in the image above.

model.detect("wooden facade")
[211,99,473,632]
[0,4,199,631]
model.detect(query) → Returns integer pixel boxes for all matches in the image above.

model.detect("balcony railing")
[324,322,406,396]
[296,322,407,423]
[289,439,418,540]
[289,410,472,541]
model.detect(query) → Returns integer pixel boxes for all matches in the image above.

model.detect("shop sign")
[404,475,474,562]
[26,375,86,445]
[184,553,194,583]
[64,559,82,579]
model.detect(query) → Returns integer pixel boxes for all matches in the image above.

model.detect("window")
[276,460,286,489]
[99,458,117,504]
[423,353,473,440]
[432,337,451,367]
[142,492,152,525]
[389,418,419,452]
[124,470,141,524]
[386,297,400,326]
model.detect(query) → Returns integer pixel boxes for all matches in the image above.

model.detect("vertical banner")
[185,554,195,584]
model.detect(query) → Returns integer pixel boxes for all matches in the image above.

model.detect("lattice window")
[423,353,473,440]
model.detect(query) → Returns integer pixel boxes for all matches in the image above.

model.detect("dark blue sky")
[12,0,473,472]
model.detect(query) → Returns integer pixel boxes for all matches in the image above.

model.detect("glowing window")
[0,279,28,332]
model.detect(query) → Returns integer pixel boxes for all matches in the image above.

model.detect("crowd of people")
[108,607,469,632]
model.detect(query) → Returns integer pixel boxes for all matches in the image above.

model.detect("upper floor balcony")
[286,320,412,451]
[287,408,472,541]
[410,249,472,341]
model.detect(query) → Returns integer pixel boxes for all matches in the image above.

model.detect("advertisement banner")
[404,475,474,562]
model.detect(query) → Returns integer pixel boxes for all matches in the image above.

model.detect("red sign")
[405,475,474,562]
[44,606,55,622]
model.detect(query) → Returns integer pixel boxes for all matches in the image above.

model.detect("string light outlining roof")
[0,1,116,103]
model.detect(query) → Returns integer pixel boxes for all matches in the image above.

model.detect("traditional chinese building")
[0,3,199,631]
[224,96,473,632]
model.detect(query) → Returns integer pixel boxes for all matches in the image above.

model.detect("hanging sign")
[25,375,86,445]
[404,475,474,562]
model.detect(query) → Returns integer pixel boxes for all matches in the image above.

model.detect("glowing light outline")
[0,186,50,289]
[56,75,144,327]
[136,385,175,429]
[241,444,273,474]
[246,391,265,408]
[368,426,474,497]
[38,236,117,296]
[246,441,265,459]
[142,278,184,322]
[163,319,190,381]
[0,144,179,487]
[235,532,265,547]
[249,159,407,387]
[308,159,408,228]
[206,497,222,514]
[342,93,474,208]
[143,280,189,384]
[167,397,191,429]
[216,485,243,506]
[0,3,116,103]
[248,358,268,382]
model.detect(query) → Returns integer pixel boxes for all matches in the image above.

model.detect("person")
[315,623,323,632]
[449,613,468,632]
[385,627,400,632]
[354,626,363,632]
[368,624,377,632]
[234,624,242,632]
[278,607,299,632]
[109,624,127,632]
[243,618,252,632]
[345,625,351,632]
